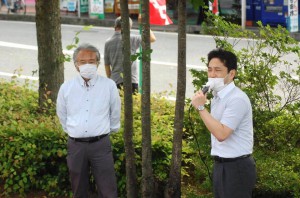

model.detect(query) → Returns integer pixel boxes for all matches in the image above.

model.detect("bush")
[189,12,300,197]
[0,81,197,197]
[1,13,300,196]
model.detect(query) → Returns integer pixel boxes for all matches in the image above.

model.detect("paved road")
[0,20,298,99]
[0,20,214,98]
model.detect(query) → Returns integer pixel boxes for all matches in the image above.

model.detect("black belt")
[213,154,251,163]
[69,134,108,143]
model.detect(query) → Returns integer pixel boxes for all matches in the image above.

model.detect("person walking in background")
[56,43,121,198]
[191,48,256,198]
[104,15,156,93]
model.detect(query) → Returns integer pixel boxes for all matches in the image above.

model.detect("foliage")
[0,80,70,197]
[189,12,300,196]
[64,25,94,62]
[253,150,300,198]
[0,81,197,197]
[1,11,300,197]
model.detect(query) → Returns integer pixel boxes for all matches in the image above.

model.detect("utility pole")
[241,0,246,29]
[78,0,81,18]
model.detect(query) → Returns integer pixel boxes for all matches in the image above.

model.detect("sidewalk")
[0,3,300,41]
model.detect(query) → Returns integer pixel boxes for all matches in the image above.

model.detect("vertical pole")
[78,0,81,18]
[139,1,143,93]
[241,0,246,29]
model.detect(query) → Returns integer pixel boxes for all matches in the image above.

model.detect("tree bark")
[141,0,154,197]
[120,1,138,197]
[35,0,64,108]
[165,0,186,197]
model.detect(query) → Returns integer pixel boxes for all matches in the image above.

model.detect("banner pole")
[138,1,143,94]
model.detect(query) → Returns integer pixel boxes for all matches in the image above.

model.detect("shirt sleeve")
[220,97,250,131]
[56,84,67,132]
[104,42,110,66]
[131,35,142,51]
[109,82,121,133]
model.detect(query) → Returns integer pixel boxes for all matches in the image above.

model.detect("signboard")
[114,0,139,15]
[287,0,298,32]
[89,0,104,19]
[80,0,89,13]
[67,0,77,12]
[60,0,68,10]
[105,0,114,13]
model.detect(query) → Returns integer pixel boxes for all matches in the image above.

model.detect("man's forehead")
[77,50,97,59]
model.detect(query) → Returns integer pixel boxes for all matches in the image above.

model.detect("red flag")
[149,0,173,25]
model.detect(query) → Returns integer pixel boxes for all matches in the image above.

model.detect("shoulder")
[58,77,78,96]
[229,87,251,106]
[98,76,117,87]
[105,37,113,45]
[60,77,76,88]
[105,34,117,43]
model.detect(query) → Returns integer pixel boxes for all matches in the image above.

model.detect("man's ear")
[230,69,236,79]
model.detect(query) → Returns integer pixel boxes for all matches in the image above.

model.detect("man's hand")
[191,90,207,109]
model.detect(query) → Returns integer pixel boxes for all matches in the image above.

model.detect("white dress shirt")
[210,82,253,158]
[56,75,121,138]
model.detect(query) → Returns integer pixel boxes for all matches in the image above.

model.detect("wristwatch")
[197,105,205,111]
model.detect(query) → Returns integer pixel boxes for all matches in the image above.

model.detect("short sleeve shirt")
[210,82,254,158]
[104,31,141,84]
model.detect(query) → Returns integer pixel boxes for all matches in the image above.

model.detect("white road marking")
[0,40,298,81]
[0,41,207,69]
[0,71,38,80]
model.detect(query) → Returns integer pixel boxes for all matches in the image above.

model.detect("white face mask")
[207,74,229,92]
[78,64,97,79]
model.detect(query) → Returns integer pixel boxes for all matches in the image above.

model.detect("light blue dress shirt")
[56,75,121,138]
[210,82,254,158]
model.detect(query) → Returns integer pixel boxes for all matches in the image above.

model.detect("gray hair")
[73,43,101,63]
[114,16,133,30]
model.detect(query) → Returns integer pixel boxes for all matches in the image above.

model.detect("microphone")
[201,86,210,94]
[201,80,213,94]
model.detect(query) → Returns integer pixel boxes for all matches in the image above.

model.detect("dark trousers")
[116,83,138,94]
[213,156,256,198]
[66,135,118,198]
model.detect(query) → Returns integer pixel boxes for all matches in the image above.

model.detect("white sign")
[288,0,298,32]
[89,0,103,15]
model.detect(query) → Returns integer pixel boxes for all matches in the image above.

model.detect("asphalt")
[0,4,300,41]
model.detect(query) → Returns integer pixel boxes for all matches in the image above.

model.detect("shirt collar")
[215,81,235,99]
[77,75,98,87]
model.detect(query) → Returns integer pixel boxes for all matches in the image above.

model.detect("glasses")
[76,60,99,66]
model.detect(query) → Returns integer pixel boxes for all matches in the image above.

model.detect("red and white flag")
[149,0,173,26]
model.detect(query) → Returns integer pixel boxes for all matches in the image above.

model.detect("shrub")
[189,12,300,197]
[0,81,197,197]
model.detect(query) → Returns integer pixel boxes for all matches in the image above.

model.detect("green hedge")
[0,81,196,197]
[1,74,300,197]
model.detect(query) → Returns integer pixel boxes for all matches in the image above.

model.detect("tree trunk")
[141,0,154,197]
[165,0,186,197]
[120,1,138,198]
[35,0,64,108]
